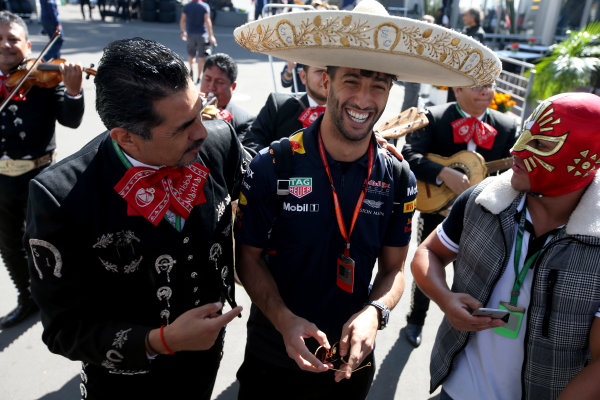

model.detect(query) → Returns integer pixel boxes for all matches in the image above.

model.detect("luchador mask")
[510,92,600,196]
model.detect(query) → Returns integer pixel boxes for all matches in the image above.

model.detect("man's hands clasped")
[277,305,378,381]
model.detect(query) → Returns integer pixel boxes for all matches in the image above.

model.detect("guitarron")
[416,150,512,214]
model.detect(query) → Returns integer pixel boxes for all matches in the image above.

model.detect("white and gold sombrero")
[234,0,501,87]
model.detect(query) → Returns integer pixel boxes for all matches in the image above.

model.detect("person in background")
[117,0,132,22]
[253,0,264,20]
[79,0,93,20]
[0,11,84,329]
[245,64,327,154]
[462,7,485,43]
[401,83,518,347]
[200,53,255,144]
[39,0,63,61]
[180,0,216,83]
[281,61,305,93]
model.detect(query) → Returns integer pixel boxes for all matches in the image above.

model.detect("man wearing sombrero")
[233,0,501,397]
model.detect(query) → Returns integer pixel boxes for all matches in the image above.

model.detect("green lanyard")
[510,208,561,305]
[111,139,182,231]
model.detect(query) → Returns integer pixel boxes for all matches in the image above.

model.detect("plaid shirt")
[430,172,600,399]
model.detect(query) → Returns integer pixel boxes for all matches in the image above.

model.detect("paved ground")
[0,3,447,399]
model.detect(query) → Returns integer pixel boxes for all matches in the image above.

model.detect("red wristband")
[159,325,175,355]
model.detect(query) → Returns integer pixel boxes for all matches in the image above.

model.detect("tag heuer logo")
[289,177,312,198]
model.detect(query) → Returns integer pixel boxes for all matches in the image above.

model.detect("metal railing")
[261,3,315,94]
[495,54,536,125]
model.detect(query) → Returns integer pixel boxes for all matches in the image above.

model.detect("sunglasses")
[314,342,372,373]
[469,83,496,93]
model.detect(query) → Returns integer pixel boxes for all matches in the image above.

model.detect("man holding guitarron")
[401,82,518,347]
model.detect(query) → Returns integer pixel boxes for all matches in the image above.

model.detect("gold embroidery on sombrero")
[235,14,499,85]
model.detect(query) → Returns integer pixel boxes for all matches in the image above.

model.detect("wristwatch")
[366,300,389,330]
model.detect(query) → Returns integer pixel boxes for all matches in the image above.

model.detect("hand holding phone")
[471,307,510,322]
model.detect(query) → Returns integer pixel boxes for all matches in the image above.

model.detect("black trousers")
[82,345,222,400]
[406,212,445,326]
[0,168,40,304]
[237,350,376,400]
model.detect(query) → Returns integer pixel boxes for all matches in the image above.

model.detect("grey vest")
[430,176,600,399]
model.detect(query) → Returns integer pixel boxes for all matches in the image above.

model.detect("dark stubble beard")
[176,139,205,167]
[306,80,327,105]
[329,94,379,142]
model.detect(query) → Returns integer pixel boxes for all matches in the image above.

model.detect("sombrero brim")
[234,10,501,87]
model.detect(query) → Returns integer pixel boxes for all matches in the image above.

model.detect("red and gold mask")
[510,93,600,196]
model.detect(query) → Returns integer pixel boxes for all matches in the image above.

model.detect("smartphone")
[472,307,510,321]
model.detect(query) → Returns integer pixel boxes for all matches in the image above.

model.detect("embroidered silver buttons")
[157,286,172,307]
[155,254,176,282]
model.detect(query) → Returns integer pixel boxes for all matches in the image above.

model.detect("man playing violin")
[401,83,518,347]
[0,10,84,329]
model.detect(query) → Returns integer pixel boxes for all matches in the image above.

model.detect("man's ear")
[231,81,237,91]
[299,69,307,85]
[322,70,330,93]
[110,128,141,156]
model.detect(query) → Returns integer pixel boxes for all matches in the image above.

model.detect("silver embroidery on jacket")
[28,239,63,279]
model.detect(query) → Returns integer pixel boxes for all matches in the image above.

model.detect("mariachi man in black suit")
[0,11,84,329]
[244,64,327,154]
[401,83,518,347]
[25,38,247,399]
[200,53,255,145]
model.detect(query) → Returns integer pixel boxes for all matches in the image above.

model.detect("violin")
[6,58,96,93]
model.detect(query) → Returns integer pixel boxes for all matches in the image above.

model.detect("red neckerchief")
[219,108,233,122]
[451,116,498,150]
[297,106,326,128]
[114,163,210,226]
[0,73,27,101]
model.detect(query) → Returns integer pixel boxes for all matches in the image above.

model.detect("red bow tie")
[0,75,26,101]
[114,163,210,226]
[218,108,233,122]
[297,106,326,128]
[451,117,498,150]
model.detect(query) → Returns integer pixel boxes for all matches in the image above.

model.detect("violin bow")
[0,30,61,114]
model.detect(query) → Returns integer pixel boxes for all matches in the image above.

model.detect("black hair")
[95,38,190,139]
[466,7,482,26]
[0,11,28,39]
[203,53,237,83]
